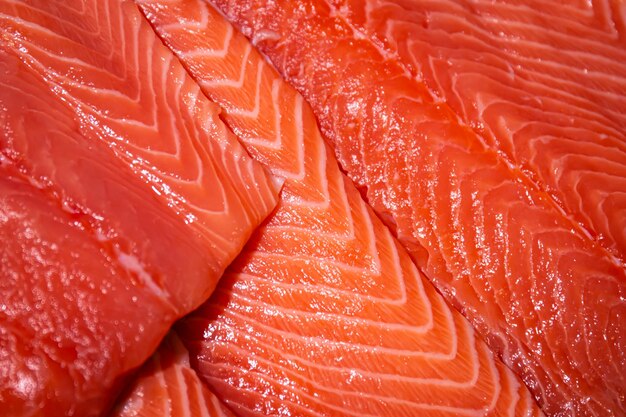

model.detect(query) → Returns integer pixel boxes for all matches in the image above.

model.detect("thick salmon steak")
[0,1,279,415]
[137,1,543,416]
[208,0,626,415]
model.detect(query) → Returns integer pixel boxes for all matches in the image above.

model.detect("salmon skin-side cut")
[137,1,543,416]
[111,332,236,417]
[0,1,280,415]
[207,1,626,416]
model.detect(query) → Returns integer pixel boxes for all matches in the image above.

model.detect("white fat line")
[204,359,490,417]
[116,250,171,303]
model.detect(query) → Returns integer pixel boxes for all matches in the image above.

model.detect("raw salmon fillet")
[0,1,279,414]
[111,332,236,417]
[208,1,626,416]
[0,156,178,417]
[137,1,543,415]
[332,0,626,264]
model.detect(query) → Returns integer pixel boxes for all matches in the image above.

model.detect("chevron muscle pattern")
[112,332,236,417]
[0,1,279,415]
[206,1,626,415]
[137,1,543,416]
[0,1,279,313]
[331,0,626,265]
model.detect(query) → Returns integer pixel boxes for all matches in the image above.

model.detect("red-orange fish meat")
[137,1,544,415]
[0,1,279,415]
[208,0,626,415]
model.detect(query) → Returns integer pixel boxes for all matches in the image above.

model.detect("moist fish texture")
[0,157,175,417]
[111,332,236,417]
[208,1,626,416]
[332,0,626,265]
[0,1,280,415]
[138,1,543,416]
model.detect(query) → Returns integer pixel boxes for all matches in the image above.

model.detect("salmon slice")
[331,0,626,265]
[111,332,236,417]
[136,1,543,415]
[0,1,279,414]
[206,1,626,416]
[0,158,177,417]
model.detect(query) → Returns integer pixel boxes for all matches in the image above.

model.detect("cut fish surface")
[207,1,626,415]
[330,0,626,265]
[111,332,236,417]
[0,157,176,417]
[0,1,280,414]
[137,1,544,416]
